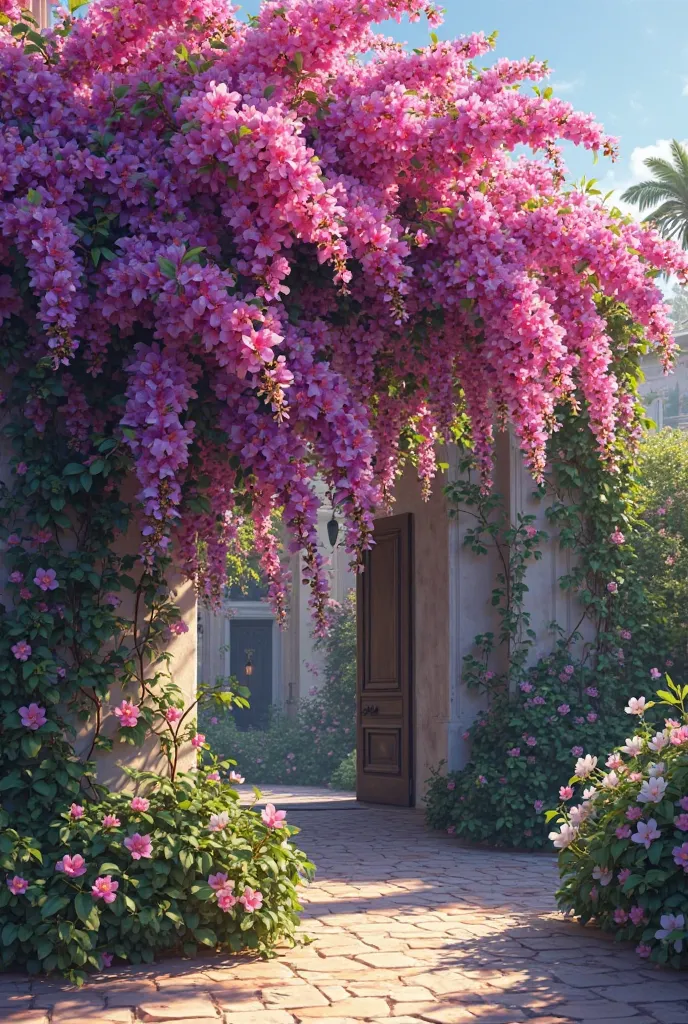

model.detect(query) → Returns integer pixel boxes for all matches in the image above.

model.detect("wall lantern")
[244,649,254,677]
[327,514,339,548]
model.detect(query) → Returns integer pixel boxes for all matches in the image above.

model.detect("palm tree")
[621,139,688,249]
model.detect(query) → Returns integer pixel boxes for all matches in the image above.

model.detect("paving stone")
[638,1004,688,1024]
[596,982,688,1002]
[294,997,391,1017]
[263,985,329,1009]
[539,1003,638,1020]
[354,951,421,968]
[138,998,221,1021]
[223,1013,295,1024]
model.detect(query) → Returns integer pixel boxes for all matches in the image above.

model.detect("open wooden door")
[356,513,414,806]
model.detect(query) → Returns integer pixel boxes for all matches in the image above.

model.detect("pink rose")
[92,876,119,904]
[70,804,84,820]
[239,885,263,912]
[18,702,46,730]
[130,797,150,812]
[123,833,153,860]
[261,803,287,829]
[102,814,121,828]
[55,854,87,877]
[6,876,28,895]
[33,567,58,592]
[559,786,573,801]
[11,641,32,662]
[114,700,140,728]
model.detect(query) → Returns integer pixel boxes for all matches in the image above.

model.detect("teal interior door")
[230,619,273,730]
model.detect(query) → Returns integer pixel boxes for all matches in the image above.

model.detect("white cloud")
[550,78,583,95]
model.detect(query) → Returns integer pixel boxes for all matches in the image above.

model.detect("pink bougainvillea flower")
[191,733,205,748]
[6,876,28,895]
[615,824,631,839]
[228,771,245,784]
[33,567,58,592]
[123,833,153,860]
[208,873,230,891]
[519,682,534,693]
[113,700,140,728]
[92,876,119,903]
[165,707,183,724]
[32,529,52,546]
[676,814,688,831]
[239,885,263,912]
[56,854,87,877]
[571,746,584,758]
[261,803,287,829]
[626,807,643,821]
[130,797,149,812]
[11,641,32,662]
[102,814,121,828]
[70,804,84,820]
[507,747,520,758]
[18,703,46,730]
[614,908,628,924]
[19,588,31,601]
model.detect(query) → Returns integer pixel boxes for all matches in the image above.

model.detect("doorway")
[230,618,274,730]
[356,513,414,806]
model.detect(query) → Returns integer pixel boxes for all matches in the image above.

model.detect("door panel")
[357,513,414,806]
[230,619,273,730]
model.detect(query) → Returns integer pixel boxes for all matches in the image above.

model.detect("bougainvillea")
[0,0,686,627]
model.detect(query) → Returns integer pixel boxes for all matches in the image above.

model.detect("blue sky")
[237,0,688,205]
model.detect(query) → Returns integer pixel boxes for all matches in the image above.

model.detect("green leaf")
[21,734,42,760]
[263,84,276,99]
[41,895,70,919]
[193,927,217,947]
[293,51,303,73]
[157,257,177,279]
[63,463,84,475]
[182,246,206,264]
[26,188,42,206]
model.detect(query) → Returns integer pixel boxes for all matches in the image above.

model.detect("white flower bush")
[552,678,688,966]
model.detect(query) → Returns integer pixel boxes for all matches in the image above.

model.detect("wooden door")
[230,619,273,730]
[357,513,414,806]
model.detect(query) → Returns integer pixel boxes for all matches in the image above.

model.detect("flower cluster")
[552,679,688,967]
[0,0,685,625]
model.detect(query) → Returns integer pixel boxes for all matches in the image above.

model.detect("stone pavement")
[4,801,688,1024]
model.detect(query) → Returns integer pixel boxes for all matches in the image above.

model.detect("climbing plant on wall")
[426,304,680,848]
[0,0,686,973]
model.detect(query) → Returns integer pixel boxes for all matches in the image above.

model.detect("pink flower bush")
[55,854,87,877]
[6,876,28,895]
[130,797,150,812]
[123,833,153,860]
[18,703,46,730]
[191,734,205,749]
[91,876,119,903]
[11,641,31,662]
[114,700,141,728]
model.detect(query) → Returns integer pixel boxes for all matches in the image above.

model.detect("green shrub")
[201,592,356,787]
[330,751,356,791]
[552,678,688,967]
[0,763,313,982]
[425,651,627,849]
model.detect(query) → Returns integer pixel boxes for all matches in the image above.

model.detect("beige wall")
[383,432,589,800]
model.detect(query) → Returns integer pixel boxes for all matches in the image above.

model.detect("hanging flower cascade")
[0,0,686,627]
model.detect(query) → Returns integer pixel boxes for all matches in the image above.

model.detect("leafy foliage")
[621,139,688,248]
[0,765,312,982]
[553,679,688,967]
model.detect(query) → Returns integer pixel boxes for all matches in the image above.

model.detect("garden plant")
[550,677,688,968]
[0,0,687,981]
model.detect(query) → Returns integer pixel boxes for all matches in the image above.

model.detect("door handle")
[362,704,379,716]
